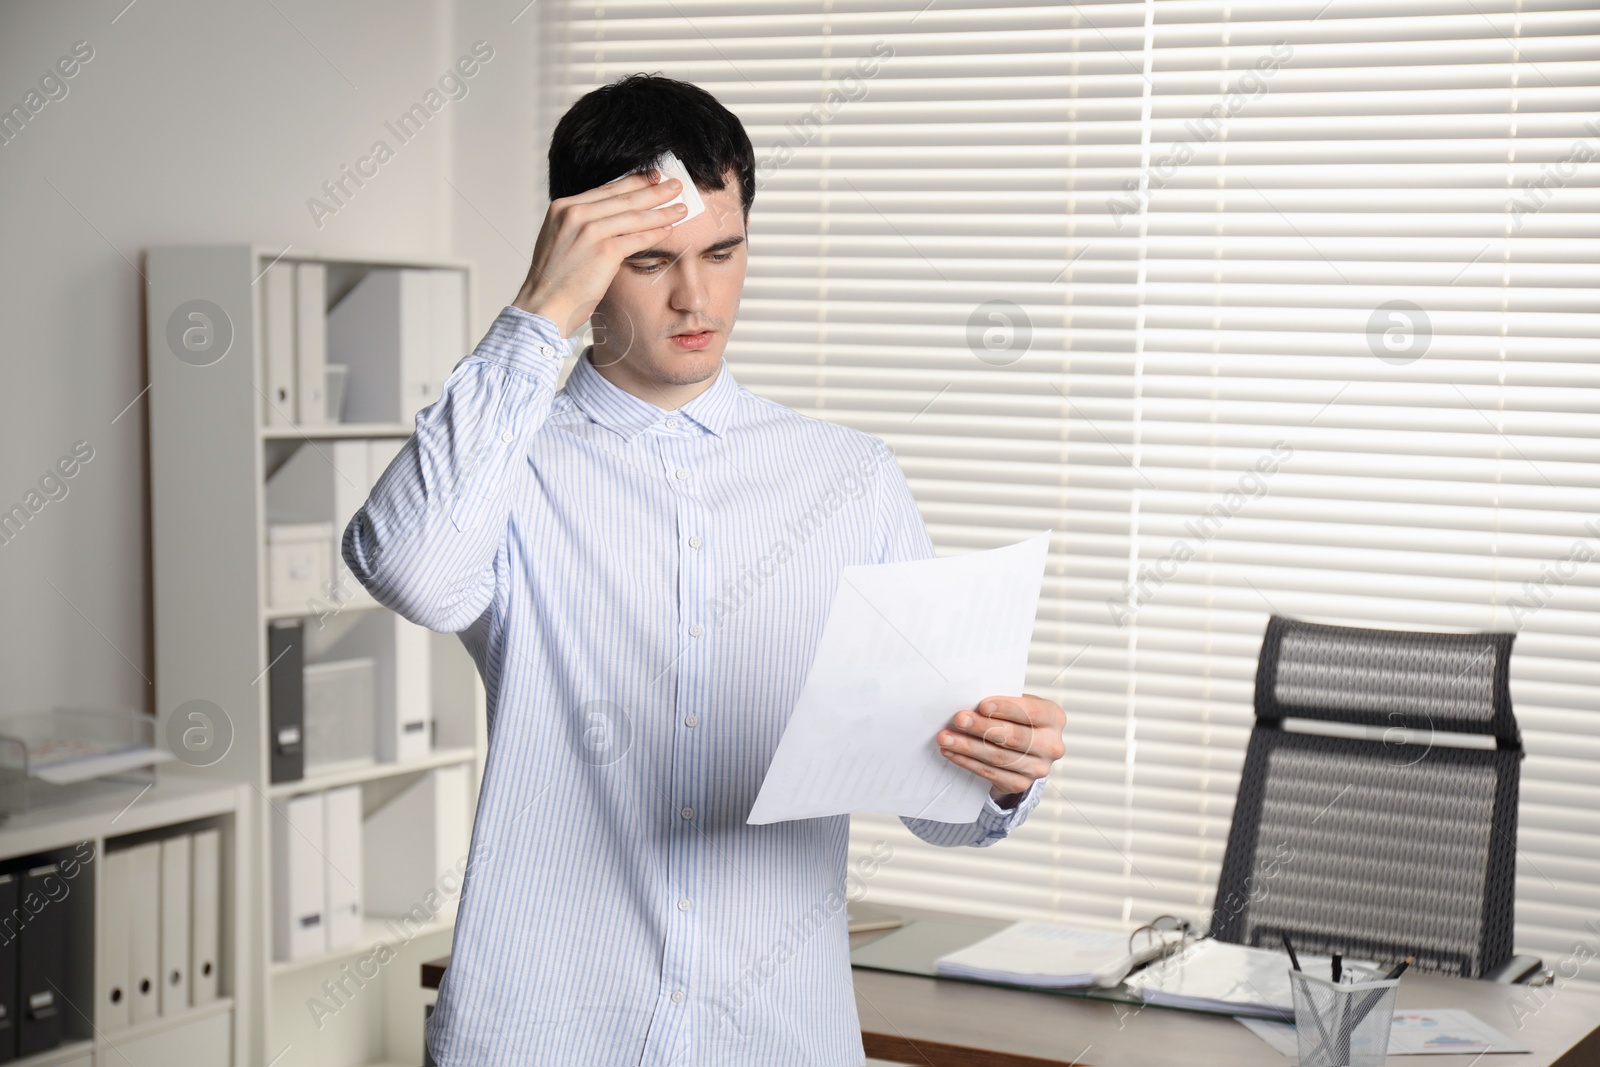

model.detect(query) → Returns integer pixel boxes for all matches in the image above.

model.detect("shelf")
[271,915,454,977]
[150,243,484,1067]
[0,776,243,860]
[267,746,476,797]
[96,997,234,1048]
[261,421,413,440]
[263,594,384,622]
[9,1038,94,1067]
[252,244,470,273]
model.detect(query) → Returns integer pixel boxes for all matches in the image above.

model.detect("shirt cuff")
[472,304,572,379]
[975,777,1046,830]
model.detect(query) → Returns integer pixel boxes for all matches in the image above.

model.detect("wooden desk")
[420,903,1600,1067]
[851,905,1600,1067]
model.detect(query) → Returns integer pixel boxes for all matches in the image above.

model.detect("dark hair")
[548,73,755,220]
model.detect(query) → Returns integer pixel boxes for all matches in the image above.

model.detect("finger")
[589,202,689,245]
[970,696,1039,727]
[569,169,663,204]
[940,748,1033,796]
[945,712,1028,752]
[945,728,1048,775]
[616,176,683,206]
[577,179,682,224]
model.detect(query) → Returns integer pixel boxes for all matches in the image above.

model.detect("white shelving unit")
[145,245,487,1067]
[0,776,249,1067]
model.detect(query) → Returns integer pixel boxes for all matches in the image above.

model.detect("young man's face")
[589,167,747,391]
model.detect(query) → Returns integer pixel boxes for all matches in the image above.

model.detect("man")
[344,73,1066,1067]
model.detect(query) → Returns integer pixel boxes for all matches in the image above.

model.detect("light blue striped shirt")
[344,304,1046,1066]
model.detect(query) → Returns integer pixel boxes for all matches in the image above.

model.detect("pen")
[1282,934,1339,1060]
[1348,955,1415,1032]
[1332,952,1342,983]
[1381,957,1412,982]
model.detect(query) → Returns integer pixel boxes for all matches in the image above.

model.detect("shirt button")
[677,898,691,911]
[665,418,680,429]
[675,467,690,480]
[500,430,514,443]
[689,624,703,637]
[688,536,702,549]
[680,806,693,820]
[671,990,685,1004]
[538,343,553,356]
[684,715,699,728]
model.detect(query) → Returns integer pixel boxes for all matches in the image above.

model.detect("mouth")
[669,329,715,350]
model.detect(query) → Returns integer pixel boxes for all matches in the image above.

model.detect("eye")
[632,252,736,275]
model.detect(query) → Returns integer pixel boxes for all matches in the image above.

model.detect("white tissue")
[607,149,706,227]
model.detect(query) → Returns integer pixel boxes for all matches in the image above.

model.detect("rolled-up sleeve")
[342,305,573,633]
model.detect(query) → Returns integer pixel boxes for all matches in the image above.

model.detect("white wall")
[0,0,548,723]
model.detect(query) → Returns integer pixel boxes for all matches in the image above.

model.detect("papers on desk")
[1239,1009,1531,1056]
[933,921,1132,989]
[1122,939,1377,1020]
[747,530,1051,825]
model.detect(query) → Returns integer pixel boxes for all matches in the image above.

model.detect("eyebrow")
[624,233,746,262]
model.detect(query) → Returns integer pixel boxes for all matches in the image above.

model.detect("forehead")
[627,179,747,259]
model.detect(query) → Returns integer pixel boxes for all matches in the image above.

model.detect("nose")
[668,259,710,318]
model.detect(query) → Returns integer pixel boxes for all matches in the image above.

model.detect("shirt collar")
[565,344,739,441]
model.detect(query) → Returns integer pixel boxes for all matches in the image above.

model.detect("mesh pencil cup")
[1288,968,1400,1067]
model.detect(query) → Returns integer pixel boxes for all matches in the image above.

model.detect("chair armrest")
[1484,954,1552,985]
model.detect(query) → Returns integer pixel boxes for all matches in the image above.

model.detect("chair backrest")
[1209,615,1522,978]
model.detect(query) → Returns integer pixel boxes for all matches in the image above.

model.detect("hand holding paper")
[747,530,1057,825]
[938,692,1066,807]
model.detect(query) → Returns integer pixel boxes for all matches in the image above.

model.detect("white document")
[1240,1008,1531,1056]
[934,921,1130,989]
[158,834,192,1014]
[98,850,133,1031]
[1125,939,1377,1020]
[29,743,173,785]
[748,530,1051,825]
[190,828,221,1006]
[125,842,162,1024]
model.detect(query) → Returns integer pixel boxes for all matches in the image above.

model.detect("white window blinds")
[539,0,1600,983]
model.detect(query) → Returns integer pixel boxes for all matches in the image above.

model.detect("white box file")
[363,764,469,923]
[271,792,327,961]
[327,267,466,424]
[323,785,364,950]
[190,828,221,1005]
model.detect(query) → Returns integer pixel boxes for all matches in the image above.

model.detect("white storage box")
[303,657,376,772]
[267,522,334,611]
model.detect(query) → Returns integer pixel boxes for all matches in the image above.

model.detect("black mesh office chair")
[1210,615,1546,983]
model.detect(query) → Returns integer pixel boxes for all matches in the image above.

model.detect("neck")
[586,346,721,411]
